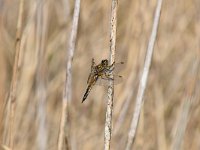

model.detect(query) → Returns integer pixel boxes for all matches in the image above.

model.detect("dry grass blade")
[35,1,49,149]
[104,0,118,150]
[7,0,24,148]
[114,64,138,135]
[171,59,199,150]
[171,99,191,150]
[154,84,167,150]
[0,0,199,149]
[0,144,11,150]
[126,0,163,149]
[57,0,81,149]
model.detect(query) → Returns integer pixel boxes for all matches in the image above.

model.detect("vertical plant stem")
[114,68,138,135]
[35,0,48,150]
[125,0,163,149]
[8,0,24,148]
[171,59,199,150]
[154,84,167,150]
[171,99,191,150]
[57,0,81,149]
[104,0,118,150]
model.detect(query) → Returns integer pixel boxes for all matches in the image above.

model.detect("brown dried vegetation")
[0,0,199,150]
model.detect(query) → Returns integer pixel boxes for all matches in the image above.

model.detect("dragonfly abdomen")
[82,85,93,103]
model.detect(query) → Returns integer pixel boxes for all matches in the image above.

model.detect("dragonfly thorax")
[93,59,109,73]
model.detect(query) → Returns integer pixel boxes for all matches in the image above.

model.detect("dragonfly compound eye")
[101,59,108,66]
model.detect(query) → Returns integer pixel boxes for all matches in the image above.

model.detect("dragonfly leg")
[105,61,115,72]
[101,77,114,81]
[102,73,114,81]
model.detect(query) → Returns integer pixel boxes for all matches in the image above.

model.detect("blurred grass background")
[0,0,200,149]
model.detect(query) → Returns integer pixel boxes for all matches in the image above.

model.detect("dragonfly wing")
[113,62,124,74]
[110,75,123,84]
[95,78,109,86]
[113,75,123,84]
[95,74,123,86]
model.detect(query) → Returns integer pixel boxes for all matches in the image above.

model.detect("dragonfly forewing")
[113,62,124,73]
[95,74,123,86]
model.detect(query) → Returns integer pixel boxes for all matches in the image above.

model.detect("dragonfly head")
[101,59,108,67]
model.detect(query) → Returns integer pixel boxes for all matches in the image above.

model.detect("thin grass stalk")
[114,66,138,135]
[125,0,163,149]
[171,99,191,150]
[171,59,199,150]
[7,0,24,148]
[57,0,81,149]
[104,0,118,150]
[114,92,132,135]
[35,1,48,150]
[154,84,167,150]
[113,50,141,136]
[0,144,11,150]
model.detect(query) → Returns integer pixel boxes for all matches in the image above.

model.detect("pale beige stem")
[104,0,118,150]
[57,0,81,149]
[126,0,163,149]
[154,84,167,150]
[35,1,49,150]
[7,0,24,149]
[171,59,199,150]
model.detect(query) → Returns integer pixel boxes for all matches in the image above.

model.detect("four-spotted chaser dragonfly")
[82,58,123,103]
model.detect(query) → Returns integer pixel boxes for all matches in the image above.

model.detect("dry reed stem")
[7,0,24,148]
[104,0,118,150]
[114,64,138,135]
[171,99,191,150]
[114,91,132,135]
[114,49,141,135]
[0,144,11,150]
[171,59,199,150]
[126,0,163,149]
[57,0,81,149]
[35,1,48,149]
[154,84,167,150]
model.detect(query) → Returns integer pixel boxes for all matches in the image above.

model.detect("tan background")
[0,0,200,149]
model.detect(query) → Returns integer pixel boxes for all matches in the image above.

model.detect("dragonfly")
[82,58,124,103]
